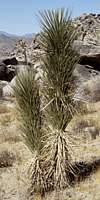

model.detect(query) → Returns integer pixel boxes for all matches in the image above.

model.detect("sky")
[0,0,100,35]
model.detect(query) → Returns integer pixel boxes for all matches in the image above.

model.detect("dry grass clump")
[73,118,99,131]
[2,134,21,144]
[0,128,22,144]
[0,114,12,126]
[70,115,100,141]
[0,104,10,114]
[83,75,100,102]
[73,119,89,132]
[0,150,16,168]
[0,102,16,127]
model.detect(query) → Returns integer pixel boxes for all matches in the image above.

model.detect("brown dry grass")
[0,105,10,114]
[0,126,22,144]
[0,150,16,168]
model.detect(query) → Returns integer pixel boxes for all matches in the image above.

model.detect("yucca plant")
[13,68,46,197]
[39,8,79,191]
[13,8,79,199]
[13,68,41,152]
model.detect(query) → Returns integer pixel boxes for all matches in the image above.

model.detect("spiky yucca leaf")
[40,8,79,131]
[13,68,46,198]
[39,9,79,191]
[13,68,42,153]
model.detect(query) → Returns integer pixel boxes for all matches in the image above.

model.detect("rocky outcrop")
[73,13,100,72]
[73,13,100,44]
[79,53,100,72]
[84,126,100,140]
[3,57,18,65]
[72,13,100,102]
[0,57,18,82]
[2,76,16,96]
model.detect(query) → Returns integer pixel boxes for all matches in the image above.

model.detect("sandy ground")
[0,100,100,200]
[0,100,32,200]
[0,140,32,200]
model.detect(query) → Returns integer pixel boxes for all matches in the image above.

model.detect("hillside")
[0,32,34,58]
[74,13,100,44]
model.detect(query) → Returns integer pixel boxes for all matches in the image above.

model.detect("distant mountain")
[23,33,35,38]
[0,31,18,38]
[0,31,35,38]
[0,31,35,58]
[0,35,18,58]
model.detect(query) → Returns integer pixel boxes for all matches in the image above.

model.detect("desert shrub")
[73,120,89,132]
[0,114,12,127]
[83,75,100,102]
[14,39,28,63]
[0,150,16,168]
[73,117,100,140]
[0,104,10,114]
[1,134,21,144]
[84,126,99,140]
[0,128,21,144]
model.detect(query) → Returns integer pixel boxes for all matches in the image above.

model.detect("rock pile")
[73,13,100,44]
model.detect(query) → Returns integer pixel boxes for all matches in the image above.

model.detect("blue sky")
[0,0,100,35]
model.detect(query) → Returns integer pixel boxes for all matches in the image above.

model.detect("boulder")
[74,40,100,55]
[73,13,100,44]
[84,126,99,139]
[3,76,16,97]
[73,13,100,103]
[0,80,8,98]
[74,68,100,102]
[79,53,100,72]
[3,84,12,97]
[0,57,18,82]
[3,57,18,65]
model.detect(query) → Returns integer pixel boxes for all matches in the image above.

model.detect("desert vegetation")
[13,8,80,199]
[0,7,100,200]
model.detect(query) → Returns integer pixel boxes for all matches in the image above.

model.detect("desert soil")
[0,99,100,200]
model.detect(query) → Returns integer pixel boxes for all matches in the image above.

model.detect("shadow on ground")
[68,158,100,184]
